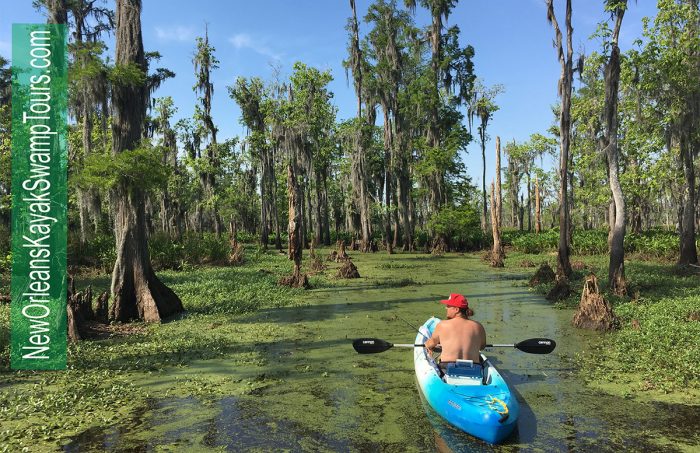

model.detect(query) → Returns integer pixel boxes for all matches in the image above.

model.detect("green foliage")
[515,251,700,391]
[0,248,306,451]
[0,247,12,294]
[626,230,681,260]
[609,294,700,387]
[109,62,146,87]
[77,145,170,192]
[149,233,229,269]
[426,205,485,250]
[0,250,10,275]
[506,229,682,259]
[330,230,353,245]
[505,229,560,254]
[67,233,115,272]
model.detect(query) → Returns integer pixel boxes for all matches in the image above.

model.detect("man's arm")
[478,322,486,350]
[424,324,441,353]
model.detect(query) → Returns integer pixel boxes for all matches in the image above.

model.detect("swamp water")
[64,253,699,452]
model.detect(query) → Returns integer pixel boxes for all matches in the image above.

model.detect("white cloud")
[154,26,194,43]
[228,33,281,60]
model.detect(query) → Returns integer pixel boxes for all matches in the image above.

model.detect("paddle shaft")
[391,343,517,348]
[353,337,556,354]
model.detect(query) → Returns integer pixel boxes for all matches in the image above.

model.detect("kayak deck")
[414,317,519,444]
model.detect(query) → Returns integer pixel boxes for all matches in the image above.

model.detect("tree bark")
[110,0,183,322]
[679,129,698,265]
[284,156,308,288]
[490,183,504,267]
[526,172,532,231]
[480,120,488,232]
[46,0,68,24]
[547,0,573,279]
[495,137,503,233]
[535,174,542,233]
[382,108,394,254]
[490,137,505,267]
[603,4,627,294]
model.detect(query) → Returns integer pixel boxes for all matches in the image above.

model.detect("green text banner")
[11,24,68,370]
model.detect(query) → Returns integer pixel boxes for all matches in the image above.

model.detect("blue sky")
[1,0,658,189]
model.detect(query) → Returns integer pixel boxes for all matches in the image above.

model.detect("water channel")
[64,253,700,452]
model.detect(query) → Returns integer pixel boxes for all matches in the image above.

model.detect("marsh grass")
[0,246,307,451]
[507,251,700,392]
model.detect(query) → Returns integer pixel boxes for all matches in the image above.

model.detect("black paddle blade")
[515,338,556,354]
[353,338,394,354]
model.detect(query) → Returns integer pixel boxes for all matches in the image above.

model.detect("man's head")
[440,293,474,319]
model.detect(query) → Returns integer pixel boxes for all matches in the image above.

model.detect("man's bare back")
[426,317,486,363]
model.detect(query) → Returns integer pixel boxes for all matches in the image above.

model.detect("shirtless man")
[423,293,486,373]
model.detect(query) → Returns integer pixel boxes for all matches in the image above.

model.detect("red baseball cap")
[440,293,469,309]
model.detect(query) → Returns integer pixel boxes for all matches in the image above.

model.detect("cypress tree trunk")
[314,169,323,246]
[480,124,488,232]
[382,106,394,254]
[272,147,283,250]
[679,130,698,265]
[322,169,331,246]
[110,0,183,322]
[46,0,68,24]
[356,112,374,252]
[288,163,302,274]
[490,137,505,267]
[535,174,542,233]
[527,172,532,231]
[348,1,373,253]
[281,133,308,288]
[490,183,503,267]
[678,0,700,265]
[260,148,270,249]
[547,0,573,280]
[395,124,413,251]
[603,4,627,294]
[496,137,503,232]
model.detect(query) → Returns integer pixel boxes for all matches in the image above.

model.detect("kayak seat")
[444,359,484,386]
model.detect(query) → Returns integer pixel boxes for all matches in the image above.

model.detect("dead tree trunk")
[490,183,504,267]
[572,274,618,331]
[281,161,309,288]
[490,137,505,267]
[109,0,183,322]
[546,0,573,280]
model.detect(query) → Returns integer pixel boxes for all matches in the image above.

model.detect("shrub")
[149,232,186,270]
[508,228,681,258]
[414,229,430,249]
[571,230,609,255]
[510,229,559,254]
[68,233,115,271]
[427,205,486,251]
[330,230,352,245]
[626,230,679,260]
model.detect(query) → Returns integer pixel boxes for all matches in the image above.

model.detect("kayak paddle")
[486,338,556,354]
[353,338,423,354]
[352,337,556,354]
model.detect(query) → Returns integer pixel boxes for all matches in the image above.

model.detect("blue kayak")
[414,317,519,444]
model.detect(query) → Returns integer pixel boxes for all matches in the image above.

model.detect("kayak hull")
[414,317,519,444]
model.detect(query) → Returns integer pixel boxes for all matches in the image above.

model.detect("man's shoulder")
[460,318,484,328]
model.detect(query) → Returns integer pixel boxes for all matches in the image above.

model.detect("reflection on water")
[63,254,700,452]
